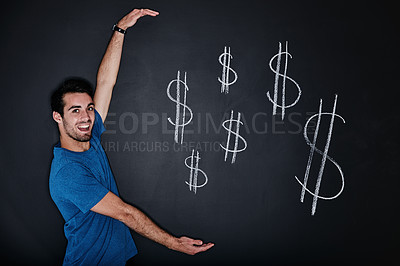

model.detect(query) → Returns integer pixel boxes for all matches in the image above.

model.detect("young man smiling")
[52,85,95,151]
[49,8,213,265]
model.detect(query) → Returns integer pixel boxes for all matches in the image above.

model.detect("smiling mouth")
[77,124,90,132]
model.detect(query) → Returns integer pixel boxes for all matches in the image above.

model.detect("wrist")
[166,236,179,251]
[116,22,128,31]
[112,24,127,35]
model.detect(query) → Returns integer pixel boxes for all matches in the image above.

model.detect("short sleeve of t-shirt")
[92,109,106,139]
[56,163,109,214]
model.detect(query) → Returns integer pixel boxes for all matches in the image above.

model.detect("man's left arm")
[94,8,159,122]
[91,191,215,255]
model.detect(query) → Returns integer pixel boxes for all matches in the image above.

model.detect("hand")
[173,236,215,255]
[117,8,159,30]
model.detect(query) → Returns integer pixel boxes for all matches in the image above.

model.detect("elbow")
[96,79,116,90]
[116,203,134,225]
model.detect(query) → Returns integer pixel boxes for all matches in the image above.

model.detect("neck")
[60,134,91,152]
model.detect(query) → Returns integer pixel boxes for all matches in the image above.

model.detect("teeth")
[78,125,89,129]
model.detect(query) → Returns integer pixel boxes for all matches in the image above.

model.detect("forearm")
[93,31,124,121]
[121,204,179,250]
[97,32,124,89]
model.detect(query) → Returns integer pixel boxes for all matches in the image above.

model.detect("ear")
[53,111,62,123]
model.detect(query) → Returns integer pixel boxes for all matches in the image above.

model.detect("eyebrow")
[68,102,95,111]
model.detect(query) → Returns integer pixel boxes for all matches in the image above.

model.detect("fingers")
[182,237,202,246]
[141,9,159,16]
[178,236,214,255]
[194,239,203,246]
[131,8,159,18]
[191,242,215,255]
[119,8,159,29]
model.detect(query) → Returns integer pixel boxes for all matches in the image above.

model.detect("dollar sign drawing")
[294,94,345,216]
[166,71,193,144]
[220,110,247,164]
[218,46,238,94]
[184,149,208,194]
[267,41,301,120]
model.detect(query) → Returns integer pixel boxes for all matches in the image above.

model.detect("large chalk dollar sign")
[294,95,345,216]
[220,110,247,164]
[184,149,208,194]
[218,46,238,94]
[167,71,193,144]
[267,41,301,120]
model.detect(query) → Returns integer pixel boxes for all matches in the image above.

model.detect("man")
[49,8,214,265]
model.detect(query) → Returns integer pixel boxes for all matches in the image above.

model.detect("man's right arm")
[90,191,214,255]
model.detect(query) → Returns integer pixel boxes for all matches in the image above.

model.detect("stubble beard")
[63,119,92,142]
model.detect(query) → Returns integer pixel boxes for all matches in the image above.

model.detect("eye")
[72,109,79,113]
[88,106,94,111]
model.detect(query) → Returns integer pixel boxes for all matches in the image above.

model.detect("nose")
[80,109,91,121]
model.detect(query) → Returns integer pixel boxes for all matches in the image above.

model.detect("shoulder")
[50,147,90,174]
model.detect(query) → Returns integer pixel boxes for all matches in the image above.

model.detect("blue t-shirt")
[49,110,137,265]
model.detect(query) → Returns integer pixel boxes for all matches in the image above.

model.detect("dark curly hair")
[51,78,94,117]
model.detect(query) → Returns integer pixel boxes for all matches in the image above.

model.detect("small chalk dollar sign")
[220,110,247,164]
[185,149,208,194]
[166,70,193,144]
[267,41,301,120]
[218,46,238,94]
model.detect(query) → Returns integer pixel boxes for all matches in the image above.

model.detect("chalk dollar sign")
[267,41,301,120]
[220,110,247,164]
[184,149,208,194]
[294,94,345,216]
[166,71,193,144]
[218,46,238,94]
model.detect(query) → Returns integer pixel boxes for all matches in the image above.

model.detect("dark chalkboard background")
[1,0,399,265]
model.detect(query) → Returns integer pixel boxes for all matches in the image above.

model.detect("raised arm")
[94,8,159,122]
[91,191,214,255]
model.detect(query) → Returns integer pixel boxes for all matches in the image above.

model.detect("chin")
[77,134,92,142]
[68,132,92,142]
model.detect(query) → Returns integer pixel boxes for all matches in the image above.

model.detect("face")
[56,92,95,142]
